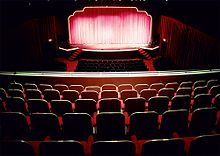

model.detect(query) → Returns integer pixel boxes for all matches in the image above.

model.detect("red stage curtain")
[68,7,152,48]
[158,16,220,69]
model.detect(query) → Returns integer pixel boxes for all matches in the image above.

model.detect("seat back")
[8,82,24,91]
[118,84,133,92]
[171,95,191,110]
[193,80,206,88]
[207,79,219,89]
[176,87,192,96]
[7,89,24,99]
[24,83,38,90]
[27,99,50,113]
[75,99,97,116]
[149,83,165,92]
[96,112,125,140]
[188,134,220,156]
[134,84,149,93]
[124,97,146,115]
[92,140,135,156]
[192,94,212,111]
[179,81,193,88]
[148,96,169,114]
[193,86,208,97]
[165,82,179,91]
[54,84,69,95]
[63,113,93,140]
[99,98,121,112]
[213,94,220,110]
[141,138,185,156]
[100,90,119,99]
[189,107,217,136]
[51,100,73,116]
[129,111,158,139]
[43,89,60,102]
[0,112,30,140]
[0,140,34,156]
[26,89,42,100]
[101,84,117,91]
[210,85,220,98]
[120,90,138,101]
[81,90,99,102]
[160,109,189,137]
[31,113,61,140]
[62,90,79,103]
[6,97,28,115]
[140,89,157,101]
[38,84,53,92]
[39,140,84,156]
[69,85,84,93]
[158,88,175,100]
[85,86,101,93]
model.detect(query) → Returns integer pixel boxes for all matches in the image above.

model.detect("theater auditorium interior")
[0,0,220,155]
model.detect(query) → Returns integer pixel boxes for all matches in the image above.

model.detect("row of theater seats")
[1,108,219,141]
[0,79,220,155]
[75,59,148,72]
[1,134,220,156]
[1,80,220,115]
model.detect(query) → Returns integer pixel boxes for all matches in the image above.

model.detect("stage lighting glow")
[68,7,152,49]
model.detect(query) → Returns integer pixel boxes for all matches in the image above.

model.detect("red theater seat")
[171,95,191,111]
[81,90,99,102]
[43,89,60,102]
[26,89,42,100]
[38,84,53,92]
[148,96,169,115]
[62,113,93,141]
[134,84,149,93]
[39,140,84,156]
[0,140,34,156]
[54,84,69,95]
[6,97,28,115]
[69,85,84,93]
[118,84,133,92]
[149,83,165,92]
[165,82,179,91]
[124,97,146,116]
[30,113,61,140]
[140,89,157,101]
[141,138,185,156]
[96,112,125,140]
[62,90,80,103]
[50,100,73,116]
[189,107,217,136]
[92,140,135,156]
[120,90,138,102]
[0,112,31,140]
[192,94,212,111]
[160,109,189,137]
[188,134,220,156]
[27,99,50,113]
[100,90,119,99]
[99,98,121,113]
[129,111,159,140]
[75,99,97,117]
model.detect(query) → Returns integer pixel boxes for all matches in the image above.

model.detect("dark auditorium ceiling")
[0,0,219,40]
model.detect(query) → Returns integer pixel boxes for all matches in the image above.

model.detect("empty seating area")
[75,59,147,72]
[0,79,220,155]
